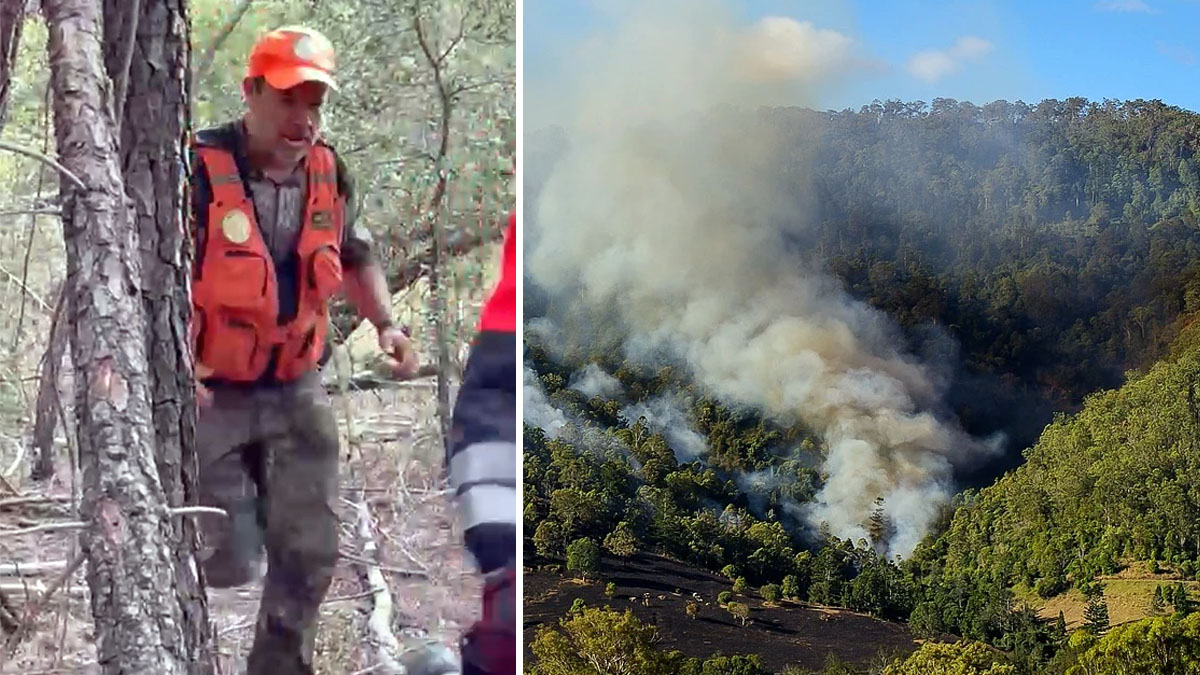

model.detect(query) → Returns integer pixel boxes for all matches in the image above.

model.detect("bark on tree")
[0,0,24,133]
[44,0,194,671]
[101,0,213,669]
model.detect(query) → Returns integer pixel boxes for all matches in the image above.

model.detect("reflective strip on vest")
[457,483,517,531]
[449,440,517,489]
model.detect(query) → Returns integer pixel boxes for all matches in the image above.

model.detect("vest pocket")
[307,245,343,302]
[200,314,261,380]
[275,324,320,381]
[217,250,270,311]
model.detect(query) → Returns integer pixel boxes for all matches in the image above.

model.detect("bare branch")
[111,0,140,128]
[194,0,253,79]
[0,506,227,538]
[0,209,62,218]
[0,140,86,190]
[449,76,512,98]
[0,261,50,312]
[436,10,468,66]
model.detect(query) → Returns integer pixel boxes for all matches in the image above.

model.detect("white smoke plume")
[621,395,709,461]
[569,363,624,399]
[524,365,567,438]
[526,0,1003,557]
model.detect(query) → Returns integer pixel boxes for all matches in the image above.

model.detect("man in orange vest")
[447,212,516,675]
[187,27,424,674]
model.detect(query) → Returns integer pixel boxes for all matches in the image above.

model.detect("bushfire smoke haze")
[525,0,1004,557]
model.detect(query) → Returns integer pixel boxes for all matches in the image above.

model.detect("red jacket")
[479,212,516,333]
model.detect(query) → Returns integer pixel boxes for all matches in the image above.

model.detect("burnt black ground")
[523,552,922,673]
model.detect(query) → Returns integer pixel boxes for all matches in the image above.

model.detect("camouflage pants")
[195,372,340,675]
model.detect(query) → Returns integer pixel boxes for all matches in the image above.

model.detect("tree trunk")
[31,284,67,482]
[44,0,192,672]
[0,0,24,133]
[102,0,213,669]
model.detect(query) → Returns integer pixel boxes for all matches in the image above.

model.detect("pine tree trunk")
[44,0,192,671]
[101,0,213,668]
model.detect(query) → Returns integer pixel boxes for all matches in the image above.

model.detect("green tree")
[529,607,672,675]
[566,537,601,581]
[1066,613,1200,674]
[1174,583,1193,614]
[1152,585,1165,614]
[733,577,748,594]
[761,583,781,603]
[882,640,1016,674]
[727,602,751,627]
[698,654,770,675]
[718,591,733,605]
[533,520,566,558]
[604,521,638,557]
[605,582,617,598]
[782,574,801,600]
[1083,594,1109,635]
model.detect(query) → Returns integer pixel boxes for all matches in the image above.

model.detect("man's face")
[243,78,326,166]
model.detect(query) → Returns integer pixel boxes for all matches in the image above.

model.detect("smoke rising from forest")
[526,0,1004,557]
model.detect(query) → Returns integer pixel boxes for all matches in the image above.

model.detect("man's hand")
[195,362,214,408]
[378,325,419,379]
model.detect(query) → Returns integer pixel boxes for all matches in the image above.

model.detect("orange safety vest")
[190,143,345,383]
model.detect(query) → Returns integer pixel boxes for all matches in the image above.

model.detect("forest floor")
[524,552,922,674]
[0,379,479,675]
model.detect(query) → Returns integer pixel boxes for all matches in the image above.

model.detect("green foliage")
[918,320,1200,614]
[528,607,671,675]
[533,521,565,558]
[761,583,781,603]
[1058,613,1200,674]
[726,601,751,627]
[566,538,600,580]
[718,591,733,605]
[781,574,801,600]
[881,640,1016,675]
[569,598,586,616]
[604,522,638,557]
[1175,583,1194,615]
[694,654,770,675]
[1083,595,1109,635]
[733,577,748,594]
[605,582,616,598]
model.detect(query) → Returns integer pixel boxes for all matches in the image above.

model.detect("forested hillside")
[524,97,1200,674]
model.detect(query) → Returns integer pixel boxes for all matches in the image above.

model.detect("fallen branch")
[353,500,404,674]
[0,560,70,576]
[0,505,227,538]
[3,550,85,654]
[0,495,71,509]
[339,549,428,579]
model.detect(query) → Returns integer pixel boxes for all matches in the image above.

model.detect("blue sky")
[524,0,1200,121]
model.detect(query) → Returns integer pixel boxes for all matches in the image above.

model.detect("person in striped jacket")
[447,211,517,675]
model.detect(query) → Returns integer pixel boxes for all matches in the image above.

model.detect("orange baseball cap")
[246,26,338,91]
